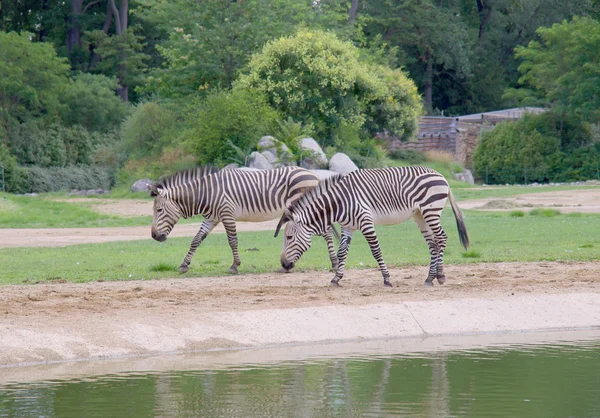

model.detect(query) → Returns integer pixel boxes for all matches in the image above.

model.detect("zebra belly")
[373,209,415,226]
[235,208,283,222]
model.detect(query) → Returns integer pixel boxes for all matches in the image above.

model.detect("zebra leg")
[331,228,354,287]
[221,217,241,274]
[360,222,392,287]
[179,220,217,274]
[323,227,339,271]
[426,215,448,285]
[413,211,439,286]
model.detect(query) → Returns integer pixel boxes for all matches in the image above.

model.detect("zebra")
[275,166,469,287]
[148,166,339,274]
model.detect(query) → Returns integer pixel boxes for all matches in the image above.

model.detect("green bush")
[509,210,526,217]
[388,149,426,165]
[0,144,28,193]
[474,113,600,184]
[529,208,561,217]
[23,166,115,193]
[121,102,177,159]
[186,90,280,166]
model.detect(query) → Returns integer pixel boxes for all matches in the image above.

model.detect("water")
[1,334,600,417]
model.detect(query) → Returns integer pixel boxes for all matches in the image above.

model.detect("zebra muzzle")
[280,259,294,271]
[151,231,167,242]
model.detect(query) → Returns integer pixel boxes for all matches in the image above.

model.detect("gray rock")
[223,163,240,170]
[299,137,328,169]
[329,153,358,174]
[309,169,340,180]
[131,179,155,193]
[453,170,475,185]
[247,152,273,170]
[261,150,284,168]
[257,136,294,165]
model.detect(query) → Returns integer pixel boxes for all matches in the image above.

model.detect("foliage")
[509,210,526,218]
[237,29,421,146]
[388,149,426,165]
[474,113,600,184]
[529,208,561,217]
[271,117,314,156]
[60,73,130,133]
[0,143,28,193]
[138,0,313,100]
[121,102,176,159]
[185,89,280,165]
[117,147,197,187]
[509,16,600,122]
[23,165,115,193]
[0,31,70,136]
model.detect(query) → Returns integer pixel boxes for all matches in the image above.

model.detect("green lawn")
[0,195,151,228]
[1,210,599,285]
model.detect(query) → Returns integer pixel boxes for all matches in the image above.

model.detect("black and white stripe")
[275,166,469,286]
[148,166,339,274]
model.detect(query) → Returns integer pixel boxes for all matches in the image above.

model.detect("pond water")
[1,333,599,417]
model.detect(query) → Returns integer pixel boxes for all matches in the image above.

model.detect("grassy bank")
[1,210,599,285]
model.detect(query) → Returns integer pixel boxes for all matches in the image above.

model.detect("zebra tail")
[448,189,470,250]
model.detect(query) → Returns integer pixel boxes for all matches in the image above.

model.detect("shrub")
[388,149,426,165]
[509,210,526,217]
[186,90,280,166]
[121,102,177,159]
[117,147,197,186]
[23,166,115,193]
[529,208,561,217]
[0,144,28,193]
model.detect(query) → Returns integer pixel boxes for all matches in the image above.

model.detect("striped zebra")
[275,166,469,287]
[148,166,339,274]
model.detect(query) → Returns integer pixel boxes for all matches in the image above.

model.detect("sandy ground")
[2,189,600,249]
[1,261,599,367]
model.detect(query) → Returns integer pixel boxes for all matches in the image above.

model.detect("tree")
[236,29,421,145]
[0,31,70,141]
[509,16,600,122]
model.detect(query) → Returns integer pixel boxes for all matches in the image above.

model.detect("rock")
[247,152,273,170]
[131,179,155,193]
[223,163,240,170]
[453,170,475,185]
[309,169,340,180]
[329,153,358,174]
[299,137,327,169]
[261,151,284,168]
[257,136,294,165]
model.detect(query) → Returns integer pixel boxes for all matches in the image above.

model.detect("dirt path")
[2,189,600,249]
[1,261,599,366]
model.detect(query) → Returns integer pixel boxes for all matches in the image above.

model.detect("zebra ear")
[148,183,159,197]
[274,213,290,238]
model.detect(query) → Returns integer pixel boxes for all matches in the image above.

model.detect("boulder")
[261,150,284,168]
[309,169,340,181]
[247,151,273,170]
[131,179,155,193]
[223,163,240,170]
[329,152,358,174]
[299,137,327,169]
[257,136,294,165]
[453,169,475,185]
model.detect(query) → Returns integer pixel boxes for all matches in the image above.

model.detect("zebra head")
[275,212,312,271]
[148,183,181,242]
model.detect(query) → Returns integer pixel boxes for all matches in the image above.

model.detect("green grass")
[1,210,599,285]
[509,210,526,217]
[0,195,151,228]
[529,208,561,217]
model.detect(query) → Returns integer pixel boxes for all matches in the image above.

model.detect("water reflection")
[1,339,600,417]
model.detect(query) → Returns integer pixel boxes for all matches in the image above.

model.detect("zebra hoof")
[423,279,434,287]
[383,280,393,287]
[437,275,447,285]
[179,265,189,274]
[228,267,238,275]
[278,267,291,273]
[330,280,341,287]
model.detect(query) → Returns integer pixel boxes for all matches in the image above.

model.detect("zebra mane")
[157,166,220,190]
[287,173,344,215]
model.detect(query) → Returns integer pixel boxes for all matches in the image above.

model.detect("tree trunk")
[88,1,113,70]
[349,0,359,22]
[108,0,129,101]
[67,0,84,53]
[424,49,433,115]
[476,0,492,42]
